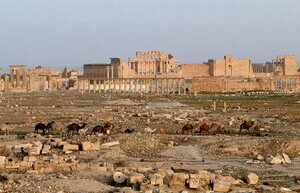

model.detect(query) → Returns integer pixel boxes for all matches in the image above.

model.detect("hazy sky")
[0,0,299,73]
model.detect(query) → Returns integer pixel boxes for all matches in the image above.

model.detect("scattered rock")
[243,172,258,185]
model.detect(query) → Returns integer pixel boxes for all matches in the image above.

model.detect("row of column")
[10,68,26,89]
[78,79,187,95]
[131,61,168,75]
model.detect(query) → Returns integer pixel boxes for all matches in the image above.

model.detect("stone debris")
[102,141,120,147]
[243,172,258,185]
[248,153,292,165]
[113,172,126,184]
[0,92,299,193]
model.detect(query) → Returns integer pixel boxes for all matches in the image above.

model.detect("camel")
[181,123,194,134]
[216,125,225,134]
[253,125,262,133]
[239,120,256,134]
[199,123,217,135]
[92,125,105,135]
[34,123,51,135]
[67,123,87,136]
[46,121,56,134]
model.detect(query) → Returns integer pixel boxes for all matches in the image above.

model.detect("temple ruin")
[1,51,299,94]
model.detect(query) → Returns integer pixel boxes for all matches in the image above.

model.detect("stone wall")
[207,56,253,77]
[189,75,300,93]
[278,55,298,75]
[179,64,209,79]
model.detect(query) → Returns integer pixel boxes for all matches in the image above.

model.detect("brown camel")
[216,125,225,134]
[67,123,87,136]
[239,121,255,134]
[199,123,216,135]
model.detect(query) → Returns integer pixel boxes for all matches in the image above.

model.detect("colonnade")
[77,78,187,95]
[9,65,27,89]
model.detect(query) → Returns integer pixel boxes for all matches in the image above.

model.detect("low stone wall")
[189,75,300,93]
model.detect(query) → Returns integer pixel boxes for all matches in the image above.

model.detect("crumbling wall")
[179,64,209,79]
[189,75,300,93]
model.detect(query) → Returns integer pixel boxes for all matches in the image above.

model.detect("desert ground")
[0,91,299,193]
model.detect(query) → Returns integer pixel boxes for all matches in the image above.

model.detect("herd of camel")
[181,120,261,135]
[33,120,261,136]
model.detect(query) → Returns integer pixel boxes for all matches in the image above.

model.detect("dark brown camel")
[67,123,87,136]
[181,123,194,134]
[239,121,255,134]
[92,125,105,134]
[34,122,52,135]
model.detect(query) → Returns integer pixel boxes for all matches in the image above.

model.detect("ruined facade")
[83,51,181,79]
[265,55,298,76]
[1,52,299,94]
[1,65,82,92]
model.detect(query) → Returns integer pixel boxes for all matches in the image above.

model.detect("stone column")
[129,79,132,92]
[111,66,114,79]
[223,101,227,112]
[161,79,164,94]
[167,79,170,94]
[108,79,111,92]
[166,62,168,73]
[183,79,186,95]
[22,68,27,90]
[118,79,121,93]
[10,69,14,88]
[145,79,148,93]
[156,79,159,95]
[4,74,9,92]
[159,61,162,73]
[113,79,116,92]
[134,79,137,93]
[123,79,126,92]
[99,80,102,93]
[106,66,109,78]
[93,80,96,93]
[178,79,181,94]
[151,79,154,93]
[140,79,142,94]
[16,68,21,87]
[172,79,175,94]
[83,80,86,93]
[213,101,216,111]
[88,80,91,93]
[104,79,106,93]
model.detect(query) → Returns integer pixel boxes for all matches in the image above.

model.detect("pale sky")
[0,0,299,73]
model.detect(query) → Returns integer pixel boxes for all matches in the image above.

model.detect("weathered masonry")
[9,65,27,91]
[77,78,188,95]
[83,51,181,79]
[189,75,300,93]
